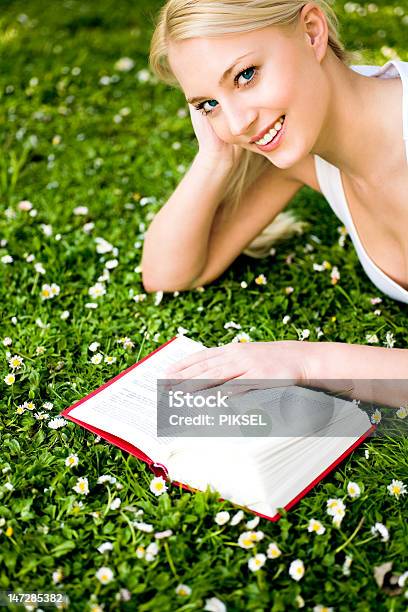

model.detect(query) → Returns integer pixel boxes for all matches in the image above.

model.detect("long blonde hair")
[149,0,351,257]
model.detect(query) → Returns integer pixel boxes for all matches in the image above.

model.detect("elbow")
[141,272,197,294]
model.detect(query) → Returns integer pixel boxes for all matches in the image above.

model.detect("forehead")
[168,26,290,92]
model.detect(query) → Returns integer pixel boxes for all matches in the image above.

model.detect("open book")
[61,336,374,521]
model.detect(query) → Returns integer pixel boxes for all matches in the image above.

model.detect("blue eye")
[195,65,258,116]
[240,67,255,82]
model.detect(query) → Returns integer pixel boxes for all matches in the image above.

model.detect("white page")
[68,336,206,462]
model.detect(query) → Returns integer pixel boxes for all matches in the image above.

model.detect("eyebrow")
[186,52,254,105]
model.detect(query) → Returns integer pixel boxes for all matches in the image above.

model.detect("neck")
[312,55,400,184]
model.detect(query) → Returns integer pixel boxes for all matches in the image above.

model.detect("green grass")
[0,0,408,610]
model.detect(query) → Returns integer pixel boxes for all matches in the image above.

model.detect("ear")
[299,2,329,62]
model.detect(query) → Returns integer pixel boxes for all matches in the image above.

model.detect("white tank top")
[314,60,408,304]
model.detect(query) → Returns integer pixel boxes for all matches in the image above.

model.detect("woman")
[142,0,408,406]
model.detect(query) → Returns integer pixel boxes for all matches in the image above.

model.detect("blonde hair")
[149,0,351,257]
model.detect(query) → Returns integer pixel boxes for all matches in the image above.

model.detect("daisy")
[342,555,353,576]
[175,584,191,597]
[97,542,113,554]
[48,417,67,429]
[299,329,310,341]
[240,281,248,289]
[313,606,333,612]
[73,206,88,215]
[1,255,13,264]
[16,405,25,415]
[95,237,113,254]
[91,353,103,365]
[95,567,114,584]
[3,337,12,346]
[366,334,379,344]
[133,293,147,303]
[387,479,407,499]
[214,511,230,526]
[237,531,263,549]
[204,597,226,612]
[136,545,145,559]
[232,332,252,343]
[248,553,266,572]
[4,373,15,385]
[65,454,79,468]
[73,477,89,495]
[266,542,282,559]
[85,302,98,309]
[43,401,53,410]
[88,283,106,299]
[332,508,346,527]
[110,497,121,510]
[224,321,241,330]
[396,406,408,419]
[115,57,134,72]
[25,401,35,411]
[52,569,63,584]
[370,409,382,424]
[105,259,118,270]
[384,331,396,348]
[326,498,346,517]
[230,510,244,525]
[104,356,116,365]
[282,315,291,324]
[89,342,100,352]
[34,262,46,274]
[347,481,361,498]
[18,200,33,211]
[307,519,325,535]
[289,559,305,582]
[60,310,70,320]
[370,522,389,542]
[246,516,260,529]
[255,274,267,285]
[150,476,167,496]
[330,266,340,285]
[145,542,159,562]
[154,530,173,539]
[97,475,116,485]
[133,521,153,533]
[4,483,14,492]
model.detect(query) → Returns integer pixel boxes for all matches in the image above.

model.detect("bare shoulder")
[275,154,321,193]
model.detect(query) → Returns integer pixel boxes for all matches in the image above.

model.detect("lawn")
[0,0,407,610]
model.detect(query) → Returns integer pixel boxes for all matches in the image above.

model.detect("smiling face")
[168,4,331,169]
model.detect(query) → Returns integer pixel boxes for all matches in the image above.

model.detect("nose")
[224,103,257,140]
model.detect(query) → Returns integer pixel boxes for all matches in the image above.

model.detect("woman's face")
[168,5,330,169]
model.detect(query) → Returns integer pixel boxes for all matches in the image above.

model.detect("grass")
[0,0,408,609]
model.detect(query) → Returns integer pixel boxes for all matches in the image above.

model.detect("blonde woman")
[142,0,408,404]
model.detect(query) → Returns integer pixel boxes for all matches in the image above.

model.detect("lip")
[250,115,285,144]
[254,115,287,152]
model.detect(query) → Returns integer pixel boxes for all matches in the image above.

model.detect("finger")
[165,347,224,376]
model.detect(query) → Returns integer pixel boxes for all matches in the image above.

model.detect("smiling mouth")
[251,115,286,145]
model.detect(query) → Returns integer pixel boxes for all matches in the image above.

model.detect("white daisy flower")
[4,482,14,491]
[370,409,382,424]
[232,332,252,343]
[326,498,346,517]
[73,477,89,495]
[97,542,113,554]
[214,511,230,526]
[237,530,263,549]
[224,321,241,330]
[88,283,106,299]
[3,337,12,346]
[266,542,282,559]
[104,356,116,365]
[65,454,79,468]
[342,555,353,576]
[246,516,260,529]
[89,342,100,352]
[52,569,63,584]
[73,206,88,216]
[387,479,407,499]
[97,475,116,485]
[370,522,389,542]
[85,302,98,309]
[95,237,113,254]
[95,567,114,584]
[18,200,33,211]
[347,481,361,498]
[48,417,67,429]
[230,510,244,525]
[149,476,167,496]
[282,315,291,324]
[115,57,134,72]
[313,606,333,612]
[307,518,325,535]
[154,530,173,539]
[133,521,153,533]
[110,497,121,510]
[289,559,305,581]
[60,310,70,320]
[248,553,266,572]
[145,542,159,562]
[8,355,23,370]
[255,274,267,285]
[34,262,46,274]
[91,353,103,365]
[105,259,118,270]
[204,597,226,612]
[1,255,13,264]
[40,224,53,237]
[366,333,379,344]
[42,401,53,410]
[396,406,408,419]
[175,584,191,597]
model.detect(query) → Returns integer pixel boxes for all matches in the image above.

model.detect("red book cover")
[61,337,375,521]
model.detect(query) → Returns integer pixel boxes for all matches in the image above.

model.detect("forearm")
[307,342,408,408]
[141,154,234,292]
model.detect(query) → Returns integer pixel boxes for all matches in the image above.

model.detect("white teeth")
[255,116,285,145]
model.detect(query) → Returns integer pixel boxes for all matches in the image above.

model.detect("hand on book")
[164,340,312,392]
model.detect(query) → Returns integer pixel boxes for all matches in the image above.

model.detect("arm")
[142,154,303,292]
[307,342,408,408]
